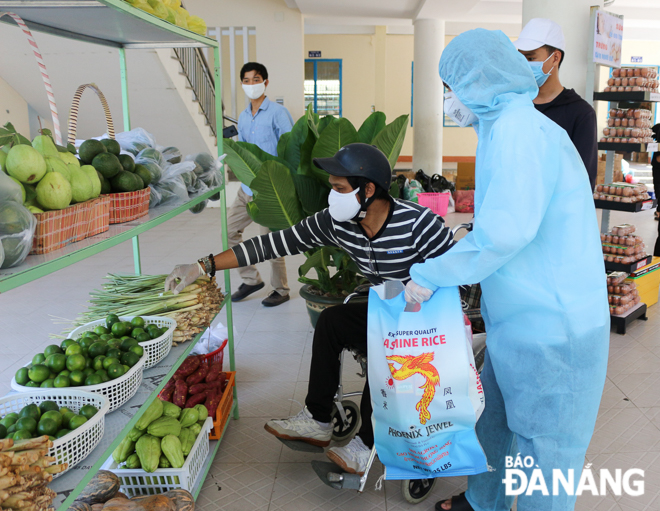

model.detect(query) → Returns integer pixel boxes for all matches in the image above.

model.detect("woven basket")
[30,196,110,255]
[67,83,115,145]
[107,187,151,224]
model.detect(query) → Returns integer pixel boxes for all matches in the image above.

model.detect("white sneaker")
[326,436,371,475]
[264,406,333,447]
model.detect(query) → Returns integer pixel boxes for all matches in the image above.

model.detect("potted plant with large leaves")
[224,105,409,326]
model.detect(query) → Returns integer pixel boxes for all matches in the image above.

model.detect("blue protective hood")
[439,29,538,122]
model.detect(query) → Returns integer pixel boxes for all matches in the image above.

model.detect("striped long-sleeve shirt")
[232,198,454,285]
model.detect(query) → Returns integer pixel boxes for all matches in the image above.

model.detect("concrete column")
[522,0,604,99]
[412,18,445,176]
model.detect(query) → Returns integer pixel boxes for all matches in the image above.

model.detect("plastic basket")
[30,196,110,255]
[67,316,176,369]
[107,188,151,224]
[101,417,213,496]
[0,390,109,477]
[209,371,235,440]
[200,338,227,368]
[417,192,450,217]
[11,356,145,413]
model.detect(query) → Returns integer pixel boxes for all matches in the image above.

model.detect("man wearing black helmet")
[165,143,454,475]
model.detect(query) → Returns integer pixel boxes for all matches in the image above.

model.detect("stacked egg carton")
[600,108,654,144]
[593,182,650,203]
[601,224,648,266]
[607,271,641,316]
[603,67,659,93]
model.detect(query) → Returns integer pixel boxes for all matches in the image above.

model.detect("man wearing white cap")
[516,18,598,190]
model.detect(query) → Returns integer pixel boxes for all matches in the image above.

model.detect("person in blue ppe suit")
[403,29,610,511]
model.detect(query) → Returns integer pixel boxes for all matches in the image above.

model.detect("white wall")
[189,0,305,120]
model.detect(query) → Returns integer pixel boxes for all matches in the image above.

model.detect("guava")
[6,145,47,184]
[36,172,72,210]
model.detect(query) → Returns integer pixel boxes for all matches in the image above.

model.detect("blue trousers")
[465,350,598,511]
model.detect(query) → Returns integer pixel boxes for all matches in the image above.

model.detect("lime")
[60,339,77,351]
[69,370,85,387]
[103,357,120,371]
[61,411,75,428]
[0,413,18,428]
[83,368,94,377]
[66,354,86,372]
[41,411,63,430]
[107,364,125,380]
[53,375,70,388]
[36,418,58,437]
[68,415,88,430]
[85,356,93,368]
[130,328,146,340]
[49,371,58,379]
[15,417,37,434]
[28,365,50,383]
[0,424,6,439]
[122,321,134,333]
[19,404,40,421]
[84,374,102,386]
[39,401,59,414]
[45,353,66,373]
[40,379,55,388]
[79,337,97,351]
[56,429,71,439]
[79,405,98,420]
[15,367,29,385]
[88,342,108,359]
[106,349,122,360]
[95,370,109,383]
[59,407,72,416]
[6,424,16,434]
[107,339,122,350]
[59,370,70,377]
[106,314,121,329]
[130,345,145,358]
[120,338,139,352]
[99,334,114,342]
[13,430,32,441]
[136,332,151,343]
[32,353,46,366]
[146,325,161,339]
[43,344,63,357]
[121,352,140,368]
[93,356,106,371]
[65,344,83,357]
[25,381,40,388]
[94,325,110,336]
[122,365,130,374]
[159,327,169,336]
[82,330,97,338]
[131,316,146,329]
[111,322,129,338]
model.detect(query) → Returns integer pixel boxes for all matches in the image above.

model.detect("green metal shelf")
[0,187,223,294]
[0,0,218,49]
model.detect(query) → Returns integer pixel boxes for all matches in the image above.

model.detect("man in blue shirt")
[228,62,295,306]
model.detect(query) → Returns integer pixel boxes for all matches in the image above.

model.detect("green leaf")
[237,141,295,172]
[389,180,400,198]
[276,132,291,159]
[299,128,317,178]
[298,248,329,277]
[306,104,319,138]
[67,143,77,155]
[223,139,264,186]
[291,172,329,216]
[310,118,359,185]
[247,160,306,231]
[372,114,409,169]
[280,115,309,171]
[318,115,335,135]
[357,112,386,144]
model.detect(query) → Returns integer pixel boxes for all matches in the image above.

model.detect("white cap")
[514,18,566,52]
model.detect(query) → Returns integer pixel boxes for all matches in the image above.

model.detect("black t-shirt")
[535,88,598,190]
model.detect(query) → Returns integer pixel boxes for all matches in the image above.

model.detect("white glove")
[404,280,433,304]
[165,263,204,295]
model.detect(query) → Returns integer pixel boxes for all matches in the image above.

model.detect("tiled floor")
[1,206,659,510]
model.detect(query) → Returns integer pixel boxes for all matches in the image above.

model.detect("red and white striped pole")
[0,12,63,145]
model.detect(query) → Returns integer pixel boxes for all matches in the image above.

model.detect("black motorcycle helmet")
[313,143,392,219]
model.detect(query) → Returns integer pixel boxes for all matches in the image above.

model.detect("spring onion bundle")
[70,273,224,345]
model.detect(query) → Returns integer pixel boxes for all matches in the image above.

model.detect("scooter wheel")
[330,400,360,441]
[401,478,437,504]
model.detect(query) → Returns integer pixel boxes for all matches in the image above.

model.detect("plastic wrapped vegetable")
[136,147,165,169]
[115,128,157,156]
[161,146,182,164]
[187,15,207,36]
[135,434,161,473]
[189,200,208,215]
[0,172,24,203]
[0,202,36,269]
[147,0,168,19]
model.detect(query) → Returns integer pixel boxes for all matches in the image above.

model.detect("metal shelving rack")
[0,1,236,508]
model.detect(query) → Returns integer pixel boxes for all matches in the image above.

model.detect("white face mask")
[443,91,478,128]
[242,82,266,100]
[328,187,361,222]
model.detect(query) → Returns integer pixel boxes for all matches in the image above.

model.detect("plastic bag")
[0,172,24,204]
[0,201,36,269]
[184,152,224,193]
[148,185,162,208]
[406,180,424,203]
[367,282,488,480]
[454,190,475,213]
[189,200,208,214]
[160,146,182,164]
[152,161,195,206]
[187,15,207,35]
[136,147,165,169]
[116,128,157,155]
